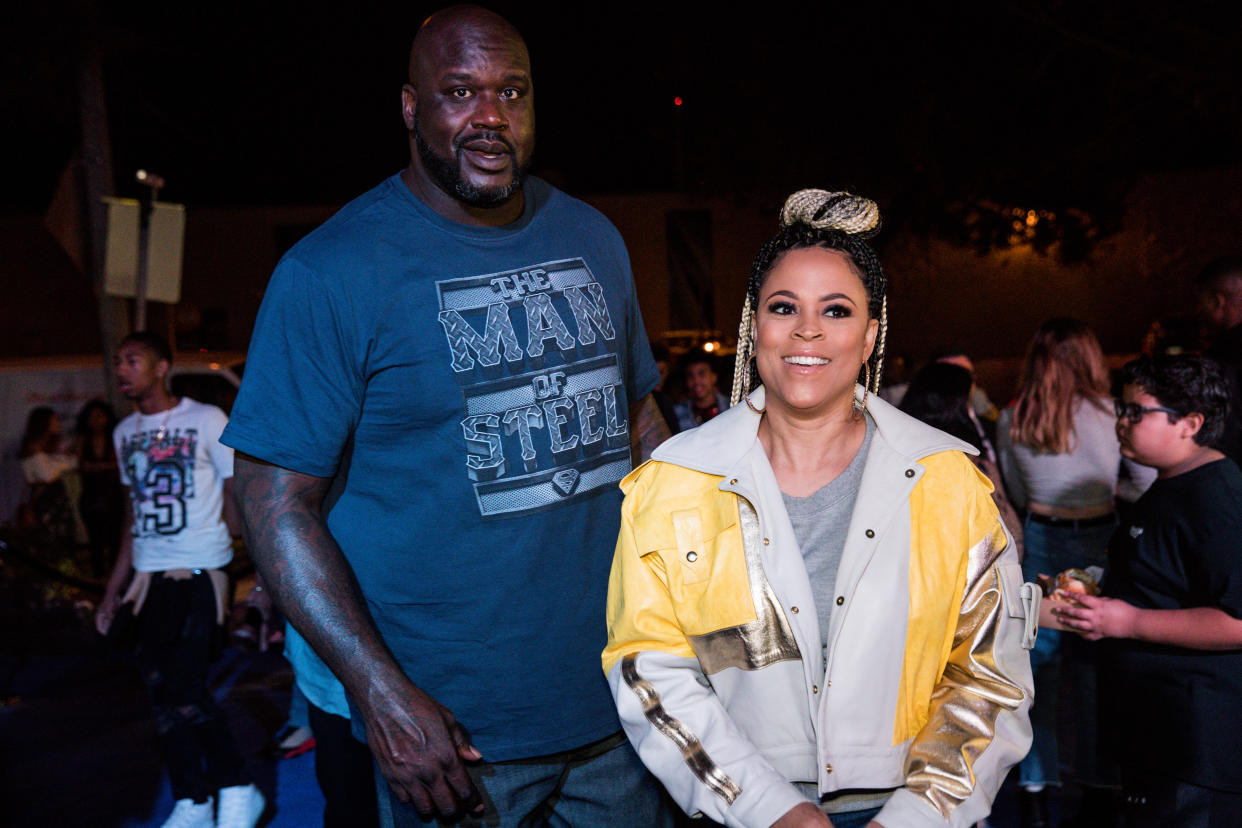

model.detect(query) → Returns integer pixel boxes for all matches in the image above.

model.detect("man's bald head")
[1196,255,1242,332]
[409,5,528,87]
[399,4,535,223]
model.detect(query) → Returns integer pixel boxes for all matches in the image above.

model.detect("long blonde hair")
[1009,318,1111,453]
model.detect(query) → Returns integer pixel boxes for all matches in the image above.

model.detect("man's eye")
[450,88,472,99]
[500,87,522,100]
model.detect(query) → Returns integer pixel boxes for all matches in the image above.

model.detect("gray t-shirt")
[781,417,875,657]
[782,418,892,812]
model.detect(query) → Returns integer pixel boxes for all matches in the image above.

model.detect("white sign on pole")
[102,197,186,303]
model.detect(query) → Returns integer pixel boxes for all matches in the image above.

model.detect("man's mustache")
[456,132,515,155]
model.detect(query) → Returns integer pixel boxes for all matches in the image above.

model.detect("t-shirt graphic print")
[437,257,632,519]
[120,426,198,536]
[114,398,234,572]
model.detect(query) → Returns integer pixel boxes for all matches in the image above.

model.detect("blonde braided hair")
[731,189,889,408]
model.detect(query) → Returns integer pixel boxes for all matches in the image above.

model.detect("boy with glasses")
[1055,354,1242,828]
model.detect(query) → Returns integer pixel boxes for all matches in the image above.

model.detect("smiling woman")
[605,189,1036,828]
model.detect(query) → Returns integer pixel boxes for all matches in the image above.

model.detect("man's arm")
[221,478,244,538]
[630,393,671,464]
[1055,595,1242,649]
[232,454,483,820]
[95,495,134,635]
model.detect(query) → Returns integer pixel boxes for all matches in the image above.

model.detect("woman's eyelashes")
[763,300,854,318]
[824,303,853,318]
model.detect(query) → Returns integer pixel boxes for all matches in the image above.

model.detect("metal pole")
[134,169,163,331]
[78,22,129,413]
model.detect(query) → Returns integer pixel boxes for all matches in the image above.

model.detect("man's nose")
[472,94,507,130]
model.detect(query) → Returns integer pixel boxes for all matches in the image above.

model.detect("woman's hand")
[1052,593,1138,641]
[771,802,832,827]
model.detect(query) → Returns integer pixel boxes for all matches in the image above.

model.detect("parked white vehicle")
[0,352,244,525]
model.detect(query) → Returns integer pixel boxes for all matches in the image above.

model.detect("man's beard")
[414,115,529,208]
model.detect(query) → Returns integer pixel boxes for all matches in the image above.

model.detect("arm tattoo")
[630,393,672,464]
[232,454,409,709]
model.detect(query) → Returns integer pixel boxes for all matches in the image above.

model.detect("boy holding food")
[1053,354,1242,827]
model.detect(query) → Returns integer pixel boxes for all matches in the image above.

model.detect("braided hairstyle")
[730,189,890,408]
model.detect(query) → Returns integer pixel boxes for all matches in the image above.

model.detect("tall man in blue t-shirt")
[223,6,672,827]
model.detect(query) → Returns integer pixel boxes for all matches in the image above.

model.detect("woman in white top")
[19,406,78,541]
[996,318,1120,827]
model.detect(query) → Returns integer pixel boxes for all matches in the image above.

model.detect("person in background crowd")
[96,332,265,828]
[899,361,1023,561]
[1056,354,1242,828]
[997,318,1122,828]
[220,7,672,826]
[606,189,1033,828]
[19,406,78,543]
[933,347,1001,424]
[674,350,730,430]
[650,342,682,435]
[1194,255,1242,464]
[75,399,124,578]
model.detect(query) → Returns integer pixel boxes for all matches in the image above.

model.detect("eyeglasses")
[1114,399,1180,425]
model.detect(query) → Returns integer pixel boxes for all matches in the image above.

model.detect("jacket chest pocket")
[671,509,711,584]
[643,503,755,635]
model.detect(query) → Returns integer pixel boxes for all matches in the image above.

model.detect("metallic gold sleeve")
[901,522,1029,819]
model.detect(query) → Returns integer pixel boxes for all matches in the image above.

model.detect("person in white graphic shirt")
[97,331,264,828]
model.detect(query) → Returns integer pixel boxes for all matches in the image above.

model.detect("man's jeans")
[377,731,673,828]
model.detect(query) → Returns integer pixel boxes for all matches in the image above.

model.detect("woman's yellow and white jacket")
[603,387,1037,828]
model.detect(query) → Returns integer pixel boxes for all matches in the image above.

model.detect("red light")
[673,96,683,107]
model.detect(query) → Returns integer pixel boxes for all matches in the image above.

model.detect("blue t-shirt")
[222,174,659,760]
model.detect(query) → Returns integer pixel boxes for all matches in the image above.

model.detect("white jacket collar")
[651,384,977,476]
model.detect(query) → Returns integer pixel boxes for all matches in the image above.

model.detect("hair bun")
[779,189,881,238]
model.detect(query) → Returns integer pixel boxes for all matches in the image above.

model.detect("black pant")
[307,701,379,828]
[1120,771,1242,828]
[137,571,246,802]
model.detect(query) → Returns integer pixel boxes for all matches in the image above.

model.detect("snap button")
[685,551,698,563]
[905,469,915,478]
[835,596,844,606]
[791,606,799,613]
[729,478,738,485]
[812,685,819,693]
[825,764,833,774]
[826,680,831,687]
[865,529,875,538]
[763,537,771,545]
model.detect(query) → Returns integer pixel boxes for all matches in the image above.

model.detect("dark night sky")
[5,1,1242,219]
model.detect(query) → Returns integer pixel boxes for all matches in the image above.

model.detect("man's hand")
[771,802,833,827]
[95,588,121,636]
[232,455,484,821]
[1053,593,1138,641]
[230,583,275,652]
[362,679,484,820]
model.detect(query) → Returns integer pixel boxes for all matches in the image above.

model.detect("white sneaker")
[217,783,265,828]
[161,797,215,828]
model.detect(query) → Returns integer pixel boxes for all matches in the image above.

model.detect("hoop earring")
[854,362,871,414]
[745,390,764,414]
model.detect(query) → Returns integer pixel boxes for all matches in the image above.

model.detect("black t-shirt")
[1101,458,1242,792]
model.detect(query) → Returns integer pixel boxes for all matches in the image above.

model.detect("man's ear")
[1178,411,1205,441]
[401,84,417,131]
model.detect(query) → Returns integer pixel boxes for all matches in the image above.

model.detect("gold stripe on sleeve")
[621,655,742,805]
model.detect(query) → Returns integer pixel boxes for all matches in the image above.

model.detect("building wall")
[4,169,1240,398]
